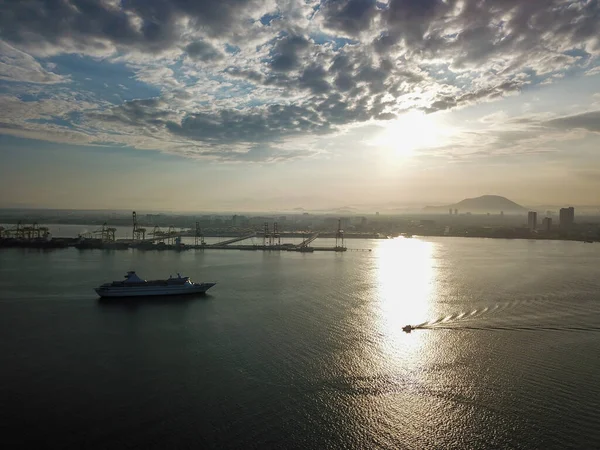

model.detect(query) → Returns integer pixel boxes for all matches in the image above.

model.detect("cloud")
[269,35,311,72]
[184,40,223,61]
[0,0,598,162]
[166,103,331,144]
[320,0,379,36]
[423,80,524,113]
[90,98,175,127]
[545,111,600,133]
[0,41,68,84]
[195,144,318,163]
[133,66,182,88]
[0,0,274,56]
[415,106,600,164]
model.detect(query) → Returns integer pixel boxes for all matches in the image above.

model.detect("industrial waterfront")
[0,212,357,252]
[2,204,599,252]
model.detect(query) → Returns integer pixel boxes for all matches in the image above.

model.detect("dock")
[0,239,366,252]
[0,215,372,253]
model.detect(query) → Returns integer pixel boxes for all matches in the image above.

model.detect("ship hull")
[94,283,216,298]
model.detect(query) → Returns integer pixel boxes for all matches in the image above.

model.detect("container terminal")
[0,212,369,252]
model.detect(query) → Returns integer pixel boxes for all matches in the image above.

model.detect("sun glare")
[371,111,447,158]
[375,237,437,365]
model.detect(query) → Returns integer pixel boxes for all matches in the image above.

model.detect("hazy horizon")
[1,193,599,216]
[1,1,600,211]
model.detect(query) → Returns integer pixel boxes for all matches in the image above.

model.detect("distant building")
[500,211,504,217]
[454,209,458,215]
[449,208,452,215]
[559,207,575,228]
[324,217,350,230]
[528,211,537,231]
[542,217,552,231]
[249,216,271,226]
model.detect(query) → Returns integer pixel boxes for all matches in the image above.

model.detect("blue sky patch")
[259,12,280,26]
[225,44,241,55]
[45,54,161,104]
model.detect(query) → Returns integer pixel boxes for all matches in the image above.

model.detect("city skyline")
[1,1,600,211]
[0,199,590,216]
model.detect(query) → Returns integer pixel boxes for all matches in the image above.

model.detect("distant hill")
[424,195,527,214]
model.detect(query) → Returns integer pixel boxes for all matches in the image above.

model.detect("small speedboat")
[402,325,413,333]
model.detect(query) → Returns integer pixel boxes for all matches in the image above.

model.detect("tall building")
[542,217,552,231]
[559,207,575,228]
[454,209,458,215]
[528,211,537,231]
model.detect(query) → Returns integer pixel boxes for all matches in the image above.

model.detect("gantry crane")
[132,211,146,241]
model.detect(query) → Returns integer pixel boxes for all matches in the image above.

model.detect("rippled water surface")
[1,237,600,449]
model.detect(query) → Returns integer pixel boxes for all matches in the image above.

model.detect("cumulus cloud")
[184,40,223,61]
[269,35,311,72]
[0,0,598,161]
[133,66,182,88]
[319,0,379,36]
[0,0,274,56]
[423,81,524,113]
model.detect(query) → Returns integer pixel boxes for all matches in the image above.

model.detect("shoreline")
[0,232,596,251]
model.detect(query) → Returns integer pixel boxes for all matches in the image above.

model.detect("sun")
[371,110,446,158]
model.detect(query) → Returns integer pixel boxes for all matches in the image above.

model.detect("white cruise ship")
[94,271,216,298]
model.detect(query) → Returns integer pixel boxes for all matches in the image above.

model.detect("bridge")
[298,232,319,248]
[211,232,256,246]
[79,223,117,242]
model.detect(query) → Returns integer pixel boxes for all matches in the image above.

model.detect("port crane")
[335,219,345,250]
[2,222,50,240]
[195,222,205,246]
[132,211,146,241]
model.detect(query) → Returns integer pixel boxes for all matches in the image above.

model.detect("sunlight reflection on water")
[375,237,437,366]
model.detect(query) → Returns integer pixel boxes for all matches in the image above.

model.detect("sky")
[0,0,599,212]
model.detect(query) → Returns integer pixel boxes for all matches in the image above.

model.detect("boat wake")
[409,324,600,333]
[404,297,600,333]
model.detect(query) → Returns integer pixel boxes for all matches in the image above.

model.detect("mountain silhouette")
[424,195,527,213]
